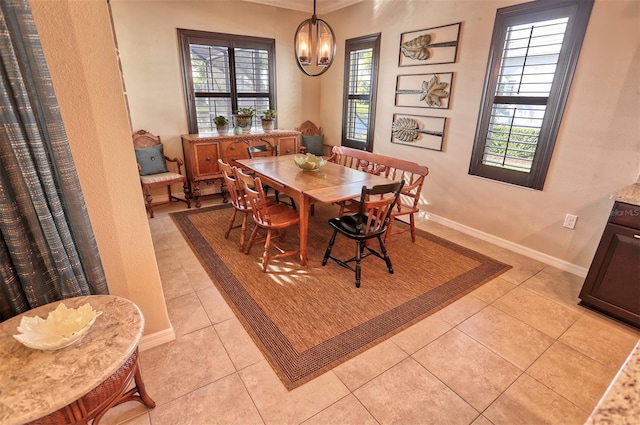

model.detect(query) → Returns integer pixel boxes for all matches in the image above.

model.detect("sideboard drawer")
[278,136,298,156]
[194,143,220,177]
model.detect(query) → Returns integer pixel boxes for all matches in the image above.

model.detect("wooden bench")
[328,146,429,243]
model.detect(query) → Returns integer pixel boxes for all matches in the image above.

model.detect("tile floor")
[101,198,639,425]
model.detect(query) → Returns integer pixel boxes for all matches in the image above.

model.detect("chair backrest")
[377,158,429,211]
[295,120,321,136]
[328,146,386,175]
[247,143,277,158]
[132,130,161,148]
[218,159,249,210]
[236,168,273,226]
[357,180,405,235]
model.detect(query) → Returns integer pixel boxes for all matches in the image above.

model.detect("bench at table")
[327,146,429,243]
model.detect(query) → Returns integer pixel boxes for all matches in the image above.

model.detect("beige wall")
[113,0,639,272]
[323,0,639,271]
[29,0,172,336]
[23,0,639,340]
[110,0,321,170]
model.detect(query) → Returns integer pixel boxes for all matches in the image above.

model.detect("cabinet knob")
[285,149,291,154]
[205,157,211,161]
[230,146,235,151]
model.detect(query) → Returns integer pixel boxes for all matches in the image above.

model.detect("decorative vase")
[234,114,252,133]
[216,124,228,135]
[233,125,243,135]
[261,118,275,132]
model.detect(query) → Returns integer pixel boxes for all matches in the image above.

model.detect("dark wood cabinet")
[579,201,640,328]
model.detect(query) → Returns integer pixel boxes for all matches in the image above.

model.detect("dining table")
[237,155,391,265]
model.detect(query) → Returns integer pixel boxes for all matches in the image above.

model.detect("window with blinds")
[178,30,276,134]
[469,0,593,189]
[342,34,380,151]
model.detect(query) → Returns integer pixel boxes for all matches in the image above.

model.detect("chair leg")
[224,209,237,239]
[410,213,416,242]
[143,186,154,218]
[183,181,192,208]
[385,218,394,243]
[377,236,394,274]
[354,241,364,288]
[245,224,260,255]
[262,230,273,272]
[322,230,338,266]
[239,213,249,252]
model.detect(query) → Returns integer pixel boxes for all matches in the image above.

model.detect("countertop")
[585,340,640,424]
[613,182,640,206]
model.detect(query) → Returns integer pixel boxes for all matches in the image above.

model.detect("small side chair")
[132,130,190,218]
[322,180,405,288]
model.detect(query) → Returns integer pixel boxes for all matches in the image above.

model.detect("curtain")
[0,0,108,321]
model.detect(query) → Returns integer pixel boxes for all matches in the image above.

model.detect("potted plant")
[213,115,228,135]
[233,107,255,133]
[261,109,277,132]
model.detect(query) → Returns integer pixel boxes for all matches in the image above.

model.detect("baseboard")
[425,212,589,278]
[138,326,176,351]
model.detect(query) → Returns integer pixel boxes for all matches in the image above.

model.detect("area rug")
[171,203,511,390]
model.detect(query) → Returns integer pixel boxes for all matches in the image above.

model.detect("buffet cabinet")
[181,130,300,207]
[579,201,640,328]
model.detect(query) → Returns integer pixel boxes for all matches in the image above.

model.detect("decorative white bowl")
[13,303,102,351]
[294,153,326,171]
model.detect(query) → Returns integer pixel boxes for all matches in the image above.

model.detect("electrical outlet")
[563,214,578,229]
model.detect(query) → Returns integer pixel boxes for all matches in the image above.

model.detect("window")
[469,0,593,189]
[178,29,276,134]
[342,33,381,152]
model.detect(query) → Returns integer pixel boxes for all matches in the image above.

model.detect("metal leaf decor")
[395,74,450,107]
[401,34,431,60]
[401,34,459,61]
[392,117,443,143]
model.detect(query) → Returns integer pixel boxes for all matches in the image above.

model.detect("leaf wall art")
[395,73,453,109]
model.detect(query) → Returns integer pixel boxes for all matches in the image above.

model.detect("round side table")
[0,295,155,425]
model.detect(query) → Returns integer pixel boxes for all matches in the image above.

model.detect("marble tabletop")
[585,340,640,424]
[0,295,144,425]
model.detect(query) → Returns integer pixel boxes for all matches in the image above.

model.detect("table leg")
[297,193,309,265]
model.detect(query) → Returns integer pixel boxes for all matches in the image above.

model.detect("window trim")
[469,0,594,190]
[341,33,381,152]
[178,29,277,134]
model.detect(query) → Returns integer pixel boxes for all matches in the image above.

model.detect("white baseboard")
[138,326,176,351]
[425,212,589,278]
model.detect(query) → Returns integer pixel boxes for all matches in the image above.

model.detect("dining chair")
[247,144,296,210]
[132,130,191,218]
[383,160,429,243]
[218,159,252,251]
[236,168,301,272]
[322,180,405,288]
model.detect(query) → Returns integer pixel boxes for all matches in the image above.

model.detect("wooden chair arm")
[164,156,184,175]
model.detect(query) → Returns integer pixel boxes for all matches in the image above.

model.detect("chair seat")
[140,172,185,185]
[261,203,300,228]
[328,214,384,240]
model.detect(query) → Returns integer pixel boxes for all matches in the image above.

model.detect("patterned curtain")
[0,0,109,321]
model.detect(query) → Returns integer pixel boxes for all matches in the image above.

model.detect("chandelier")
[294,0,336,77]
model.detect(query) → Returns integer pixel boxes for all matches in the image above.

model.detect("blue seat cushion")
[135,145,169,175]
[302,135,324,156]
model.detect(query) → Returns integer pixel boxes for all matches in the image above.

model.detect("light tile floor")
[101,199,640,425]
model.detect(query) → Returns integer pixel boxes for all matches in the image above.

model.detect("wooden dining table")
[236,155,391,265]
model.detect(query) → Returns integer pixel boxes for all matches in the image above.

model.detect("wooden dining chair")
[236,168,300,272]
[322,180,405,288]
[218,159,252,251]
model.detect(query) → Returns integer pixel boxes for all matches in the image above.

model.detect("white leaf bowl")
[13,303,102,351]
